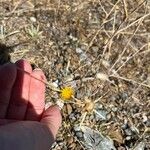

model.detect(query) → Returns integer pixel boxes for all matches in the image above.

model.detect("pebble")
[92,46,99,52]
[89,114,94,120]
[101,59,110,68]
[126,136,131,140]
[121,123,128,130]
[95,109,107,121]
[121,92,128,101]
[76,92,82,99]
[125,129,132,136]
[64,75,74,82]
[106,113,112,120]
[142,114,148,123]
[80,53,87,61]
[147,75,150,85]
[145,120,150,126]
[130,126,139,133]
[52,80,59,88]
[30,17,36,22]
[96,72,108,81]
[76,113,81,119]
[69,34,78,41]
[67,105,73,115]
[112,107,118,112]
[110,95,117,101]
[133,142,145,150]
[95,103,103,109]
[73,125,81,132]
[69,113,76,121]
[76,131,83,138]
[76,47,83,54]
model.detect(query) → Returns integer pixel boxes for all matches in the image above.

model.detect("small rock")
[82,126,116,150]
[126,136,131,140]
[106,113,112,120]
[133,142,145,150]
[95,109,107,121]
[89,114,94,120]
[121,123,128,130]
[66,104,73,114]
[76,47,83,54]
[52,80,59,88]
[142,114,148,123]
[121,92,128,101]
[125,129,132,136]
[73,125,80,132]
[145,119,150,126]
[112,107,118,112]
[96,72,108,81]
[30,17,36,22]
[92,46,99,52]
[69,113,76,121]
[69,34,78,41]
[80,53,87,61]
[64,75,74,82]
[147,75,150,85]
[130,126,139,133]
[102,59,110,68]
[76,131,83,138]
[109,95,117,101]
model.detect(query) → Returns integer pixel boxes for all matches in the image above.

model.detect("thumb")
[40,105,62,139]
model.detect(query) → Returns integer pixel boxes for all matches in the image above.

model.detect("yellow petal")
[60,87,74,100]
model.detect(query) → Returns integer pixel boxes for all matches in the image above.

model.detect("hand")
[0,59,62,150]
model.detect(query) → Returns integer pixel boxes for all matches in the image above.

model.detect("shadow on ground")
[0,43,11,65]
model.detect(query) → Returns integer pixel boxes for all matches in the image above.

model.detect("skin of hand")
[0,59,62,150]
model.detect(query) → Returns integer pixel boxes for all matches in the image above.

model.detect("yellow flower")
[60,87,74,100]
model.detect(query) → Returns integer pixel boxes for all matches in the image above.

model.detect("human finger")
[41,105,62,138]
[7,59,32,120]
[25,69,46,121]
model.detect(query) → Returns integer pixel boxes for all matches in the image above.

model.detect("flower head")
[60,87,74,100]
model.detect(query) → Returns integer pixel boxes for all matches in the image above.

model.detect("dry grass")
[0,0,150,149]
